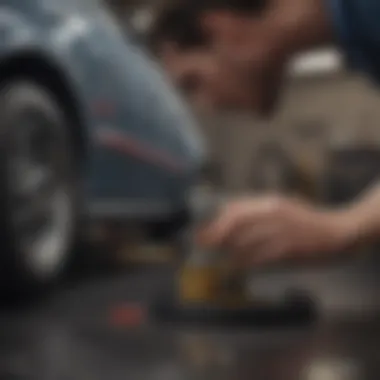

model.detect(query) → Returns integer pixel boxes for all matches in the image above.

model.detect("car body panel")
[0,0,206,219]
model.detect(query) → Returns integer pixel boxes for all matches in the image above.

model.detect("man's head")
[148,0,287,115]
[149,0,332,115]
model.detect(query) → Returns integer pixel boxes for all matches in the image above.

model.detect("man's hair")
[148,0,267,53]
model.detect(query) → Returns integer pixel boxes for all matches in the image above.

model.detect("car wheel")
[0,81,80,294]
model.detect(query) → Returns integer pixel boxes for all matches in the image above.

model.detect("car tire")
[0,81,80,295]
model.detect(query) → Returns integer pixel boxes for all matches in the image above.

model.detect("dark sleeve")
[327,0,380,81]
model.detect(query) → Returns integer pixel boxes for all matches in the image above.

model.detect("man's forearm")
[344,183,380,246]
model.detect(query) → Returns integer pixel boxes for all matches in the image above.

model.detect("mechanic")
[149,0,380,267]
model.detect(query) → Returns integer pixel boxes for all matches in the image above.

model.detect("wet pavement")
[0,266,380,380]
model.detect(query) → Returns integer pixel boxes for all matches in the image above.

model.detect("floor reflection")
[0,270,379,380]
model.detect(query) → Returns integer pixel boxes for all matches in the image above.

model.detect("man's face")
[160,46,251,111]
[158,13,286,115]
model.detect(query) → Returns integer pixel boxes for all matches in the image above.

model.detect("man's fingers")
[248,239,292,266]
[197,202,251,247]
[230,226,292,267]
[197,197,281,248]
[229,224,279,257]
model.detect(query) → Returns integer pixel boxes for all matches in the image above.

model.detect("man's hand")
[197,196,357,267]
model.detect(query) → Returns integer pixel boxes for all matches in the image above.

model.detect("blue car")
[0,0,205,291]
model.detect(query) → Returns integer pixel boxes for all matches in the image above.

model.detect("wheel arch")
[0,50,87,163]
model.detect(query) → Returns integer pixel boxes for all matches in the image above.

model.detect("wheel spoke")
[13,183,57,233]
[7,103,73,276]
[12,158,55,193]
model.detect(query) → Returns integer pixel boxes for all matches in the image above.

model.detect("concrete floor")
[0,262,379,380]
[248,257,380,317]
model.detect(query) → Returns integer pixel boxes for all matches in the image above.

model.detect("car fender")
[0,5,205,218]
